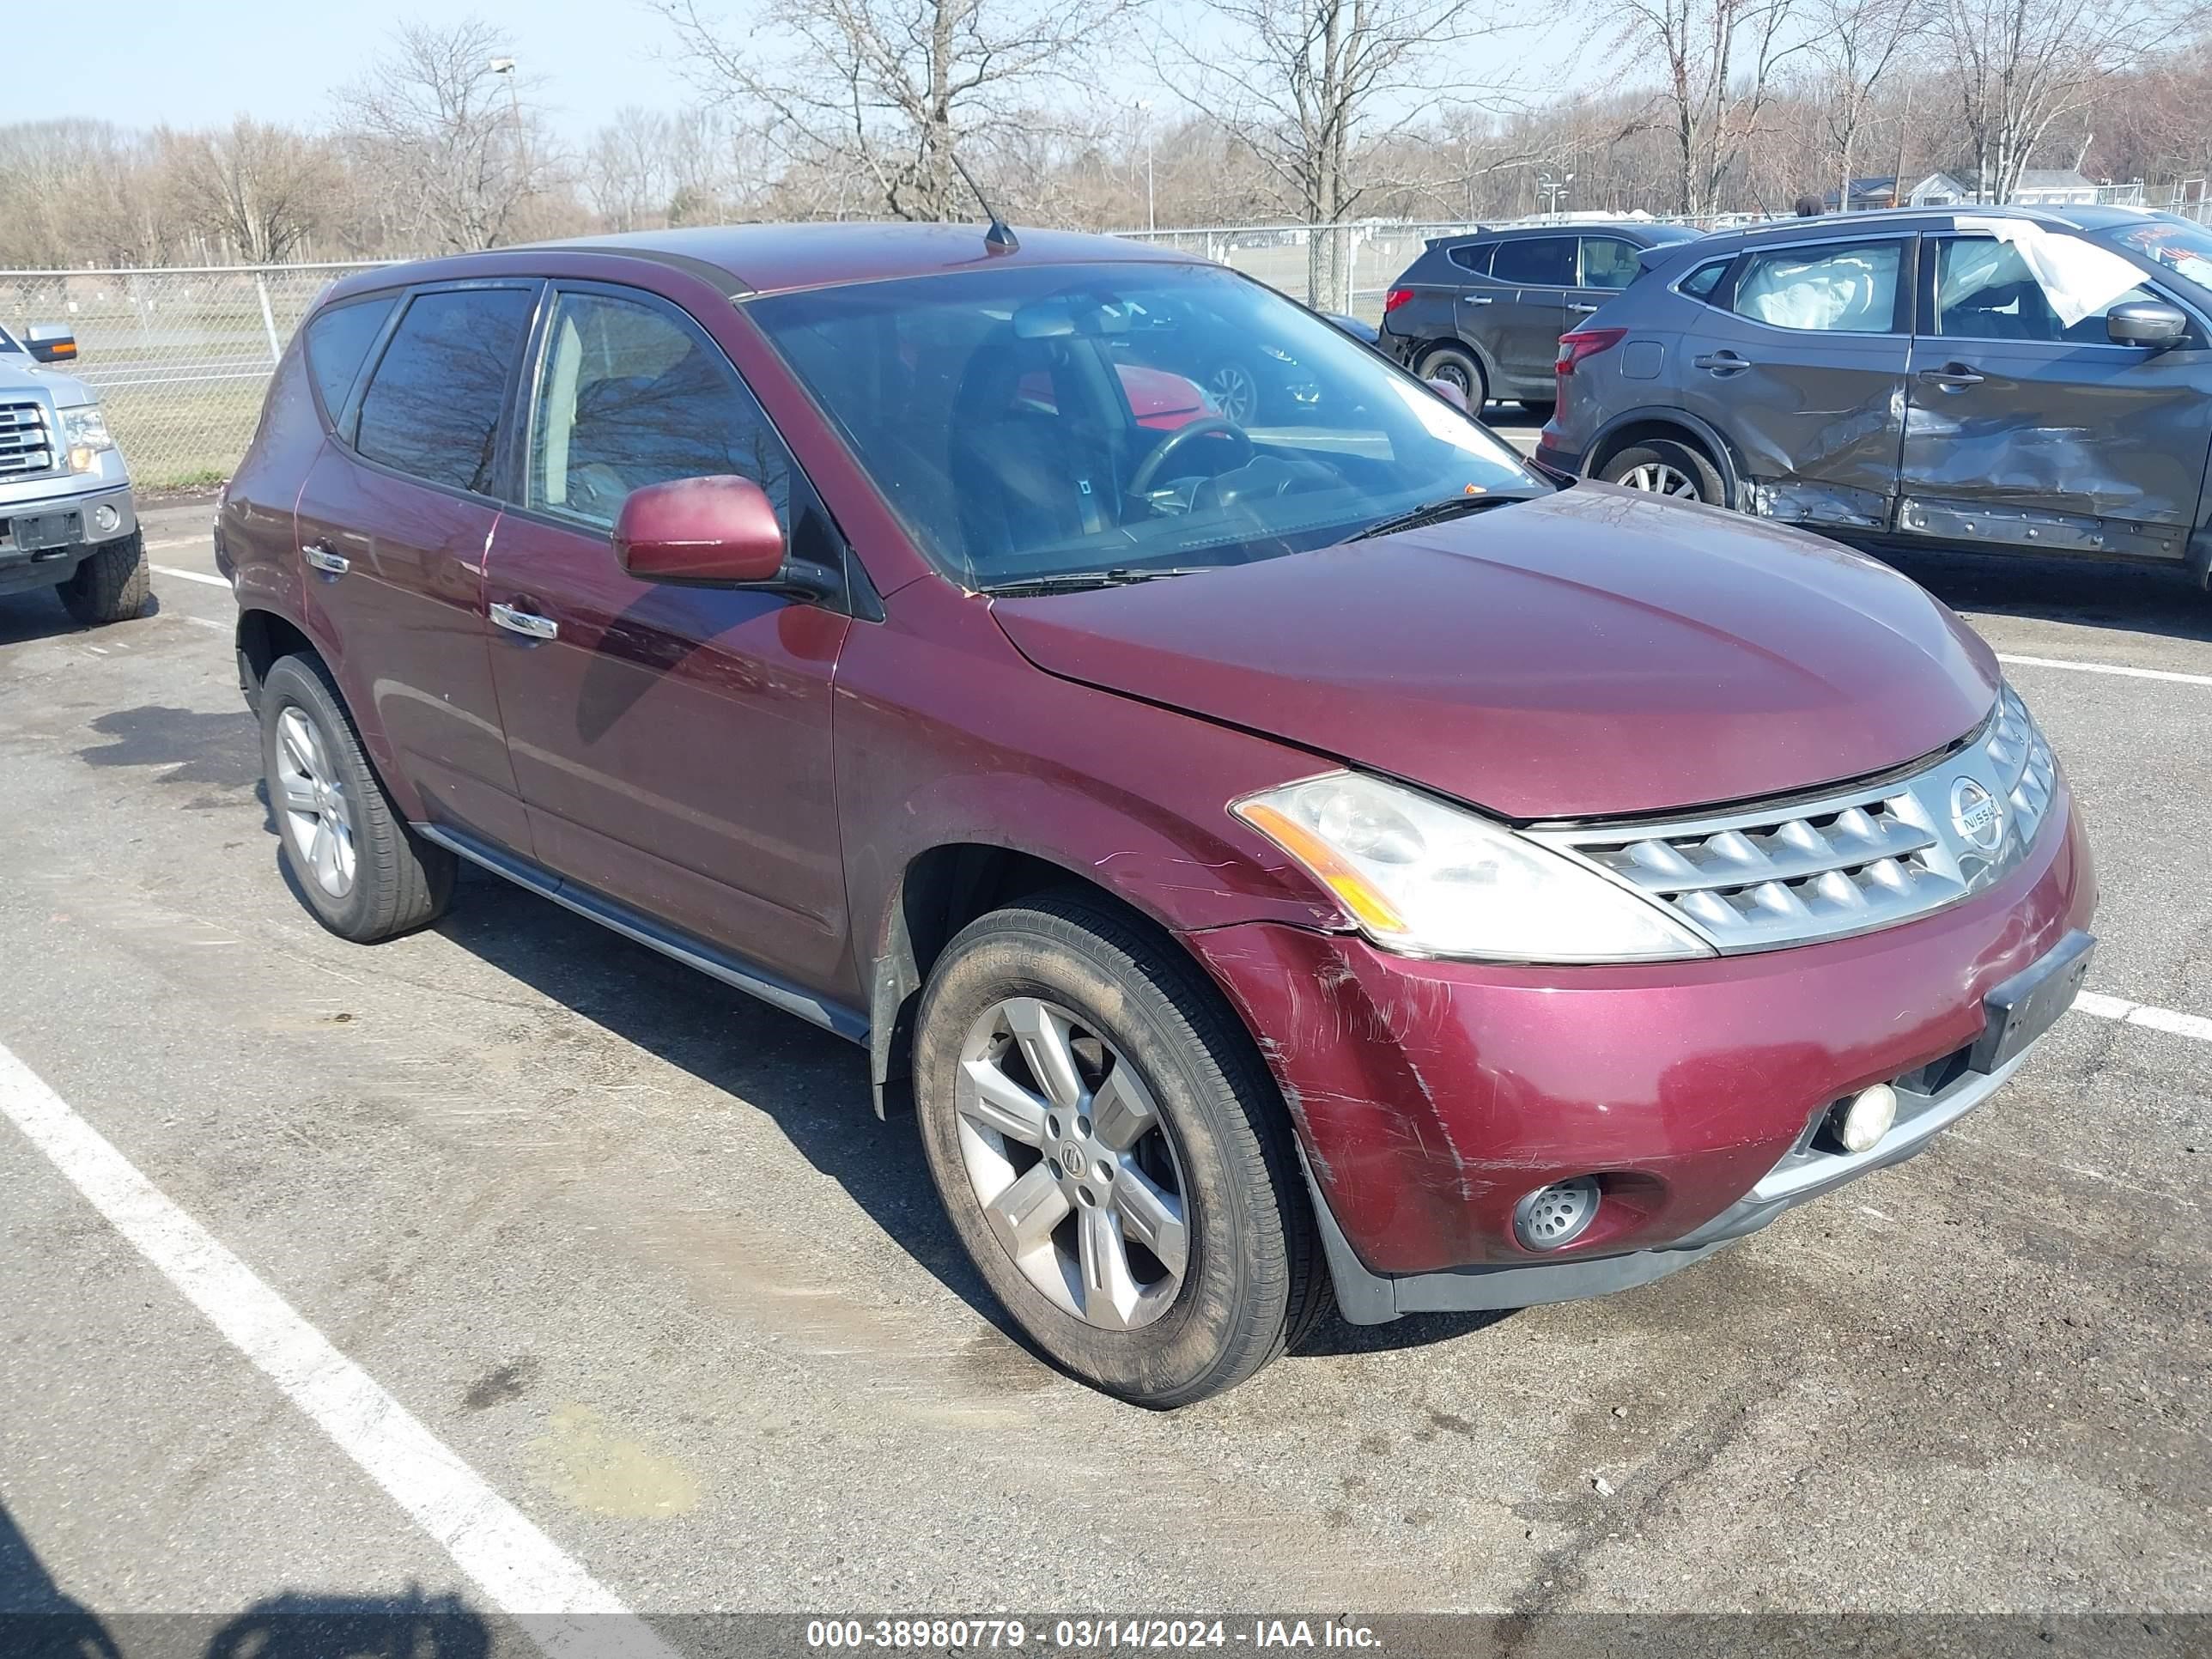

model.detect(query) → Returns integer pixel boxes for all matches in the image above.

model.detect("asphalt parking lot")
[1,483,2207,1653]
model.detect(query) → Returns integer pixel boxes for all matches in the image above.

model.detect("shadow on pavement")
[1881,544,2212,644]
[3,1492,493,1657]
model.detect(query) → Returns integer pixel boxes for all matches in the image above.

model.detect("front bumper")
[1185,786,2096,1317]
[0,483,137,597]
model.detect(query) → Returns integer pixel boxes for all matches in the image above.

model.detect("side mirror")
[25,324,76,364]
[613,475,789,587]
[2108,300,2187,349]
[1426,376,1470,414]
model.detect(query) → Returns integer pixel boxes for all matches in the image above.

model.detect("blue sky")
[13,2,692,140]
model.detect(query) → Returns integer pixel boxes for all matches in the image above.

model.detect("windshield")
[2101,217,2212,291]
[748,263,1538,590]
[0,325,21,356]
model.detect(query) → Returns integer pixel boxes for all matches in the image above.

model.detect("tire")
[259,653,455,943]
[1416,343,1486,410]
[1202,359,1262,425]
[1601,437,1725,504]
[913,890,1328,1407]
[1519,398,1558,422]
[58,530,150,626]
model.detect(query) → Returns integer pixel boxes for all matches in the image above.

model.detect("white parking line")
[182,616,228,632]
[2075,990,2212,1046]
[144,538,207,551]
[153,564,228,588]
[0,1040,678,1659]
[1996,652,2212,689]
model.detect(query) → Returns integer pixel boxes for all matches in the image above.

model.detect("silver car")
[1535,205,2212,581]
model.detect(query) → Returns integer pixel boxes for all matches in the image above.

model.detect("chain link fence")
[0,262,395,489]
[14,197,2212,490]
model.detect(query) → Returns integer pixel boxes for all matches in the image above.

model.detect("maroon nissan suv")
[217,225,2096,1407]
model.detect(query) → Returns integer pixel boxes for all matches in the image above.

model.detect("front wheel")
[913,892,1326,1407]
[1601,439,1723,503]
[58,531,149,626]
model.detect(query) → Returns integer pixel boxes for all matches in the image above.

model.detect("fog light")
[92,502,120,535]
[1838,1084,1897,1154]
[1514,1176,1601,1251]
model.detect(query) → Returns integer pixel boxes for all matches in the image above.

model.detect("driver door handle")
[1692,351,1751,374]
[489,601,557,641]
[1918,363,1986,389]
[301,540,348,575]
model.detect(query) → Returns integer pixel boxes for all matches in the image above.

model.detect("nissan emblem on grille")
[1950,777,2003,852]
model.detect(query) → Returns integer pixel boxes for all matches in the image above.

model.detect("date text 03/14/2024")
[804,1618,1382,1650]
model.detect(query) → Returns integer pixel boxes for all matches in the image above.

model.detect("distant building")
[1907,172,1971,206]
[2008,169,2098,206]
[1905,168,2101,209]
[1822,176,1900,211]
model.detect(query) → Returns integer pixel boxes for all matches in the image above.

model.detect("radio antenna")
[951,153,1019,254]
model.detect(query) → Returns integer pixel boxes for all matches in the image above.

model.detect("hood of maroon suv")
[988,485,2002,821]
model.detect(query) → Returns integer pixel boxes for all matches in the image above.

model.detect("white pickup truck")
[0,322,146,625]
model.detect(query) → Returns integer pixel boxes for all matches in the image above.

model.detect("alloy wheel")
[953,996,1192,1331]
[1206,362,1259,425]
[274,706,356,897]
[1620,461,1701,499]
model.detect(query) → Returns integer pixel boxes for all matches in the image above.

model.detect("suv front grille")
[1528,687,2059,953]
[0,399,54,477]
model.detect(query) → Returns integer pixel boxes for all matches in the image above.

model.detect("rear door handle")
[1462,294,1493,304]
[301,540,348,575]
[489,601,558,641]
[1692,351,1751,374]
[1918,364,1985,389]
[1569,303,1599,313]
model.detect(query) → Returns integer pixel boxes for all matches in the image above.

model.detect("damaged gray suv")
[1534,206,2212,582]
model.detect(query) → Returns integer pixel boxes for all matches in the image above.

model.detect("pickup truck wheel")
[914,891,1325,1407]
[259,653,454,943]
[58,531,150,626]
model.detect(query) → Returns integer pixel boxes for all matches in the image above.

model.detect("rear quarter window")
[1677,259,1731,302]
[354,287,536,495]
[1448,243,1495,276]
[303,296,398,425]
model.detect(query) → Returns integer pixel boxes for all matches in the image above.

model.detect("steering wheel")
[1128,416,1255,498]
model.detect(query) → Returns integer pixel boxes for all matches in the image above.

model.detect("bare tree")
[652,0,1139,223]
[584,107,684,231]
[1938,0,2172,203]
[162,118,334,262]
[1614,0,1804,216]
[1802,0,1922,210]
[339,18,556,251]
[1158,0,1513,308]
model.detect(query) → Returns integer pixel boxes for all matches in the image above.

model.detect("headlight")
[1233,772,1714,963]
[59,404,113,474]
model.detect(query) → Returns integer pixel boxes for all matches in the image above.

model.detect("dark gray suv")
[1536,205,2212,580]
[1380,222,1704,416]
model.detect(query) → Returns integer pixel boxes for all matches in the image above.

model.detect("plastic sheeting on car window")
[1735,243,1899,332]
[1949,217,2151,330]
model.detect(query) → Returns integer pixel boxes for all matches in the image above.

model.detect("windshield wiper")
[1346,492,1533,543]
[981,567,1211,597]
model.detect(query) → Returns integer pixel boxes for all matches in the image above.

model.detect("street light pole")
[1134,100,1156,232]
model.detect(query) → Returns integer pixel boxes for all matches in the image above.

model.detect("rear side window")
[1732,240,1903,333]
[1448,243,1494,276]
[1580,238,1642,290]
[303,296,396,423]
[1491,237,1576,288]
[1678,259,1730,301]
[356,287,535,494]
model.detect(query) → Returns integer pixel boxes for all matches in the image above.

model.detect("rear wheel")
[913,891,1326,1407]
[1416,343,1486,410]
[1203,359,1261,424]
[259,653,454,943]
[58,531,149,626]
[1601,438,1723,504]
